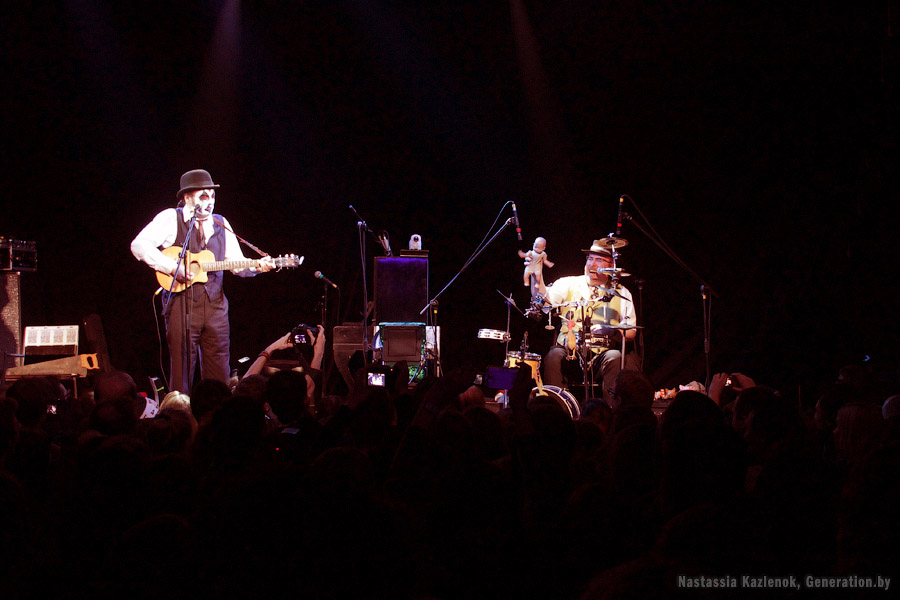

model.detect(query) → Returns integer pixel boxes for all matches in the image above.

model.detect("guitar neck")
[199,259,260,273]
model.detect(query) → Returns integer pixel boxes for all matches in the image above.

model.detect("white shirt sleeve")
[132,210,260,277]
[545,276,572,305]
[130,208,180,275]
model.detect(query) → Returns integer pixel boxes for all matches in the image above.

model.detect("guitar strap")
[212,216,269,258]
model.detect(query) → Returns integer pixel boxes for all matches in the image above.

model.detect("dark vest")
[174,207,226,301]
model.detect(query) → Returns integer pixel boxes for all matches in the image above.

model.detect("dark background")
[3,1,898,397]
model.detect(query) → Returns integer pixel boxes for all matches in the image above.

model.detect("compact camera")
[367,364,391,387]
[367,371,387,387]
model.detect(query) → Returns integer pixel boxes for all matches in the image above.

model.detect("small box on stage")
[0,238,37,272]
[399,249,428,258]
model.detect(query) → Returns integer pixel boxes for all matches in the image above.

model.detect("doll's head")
[533,237,547,253]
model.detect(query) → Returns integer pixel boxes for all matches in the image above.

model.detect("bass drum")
[529,385,581,420]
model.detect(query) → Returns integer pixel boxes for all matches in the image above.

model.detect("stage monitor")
[379,323,425,363]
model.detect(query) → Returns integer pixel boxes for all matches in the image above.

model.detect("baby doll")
[518,236,554,287]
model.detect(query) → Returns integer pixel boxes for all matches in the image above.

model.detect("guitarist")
[533,240,636,406]
[131,169,275,392]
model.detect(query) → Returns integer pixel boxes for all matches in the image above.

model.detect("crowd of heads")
[1,356,898,598]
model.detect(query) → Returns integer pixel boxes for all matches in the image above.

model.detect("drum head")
[507,351,542,363]
[590,323,617,336]
[529,385,581,420]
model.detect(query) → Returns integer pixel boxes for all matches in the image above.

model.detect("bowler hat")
[176,169,220,199]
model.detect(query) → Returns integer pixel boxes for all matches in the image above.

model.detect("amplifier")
[332,323,370,388]
[0,238,37,272]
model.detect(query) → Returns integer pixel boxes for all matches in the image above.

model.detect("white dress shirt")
[131,207,258,277]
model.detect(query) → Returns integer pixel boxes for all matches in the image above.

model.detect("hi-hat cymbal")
[591,323,643,330]
[597,236,629,249]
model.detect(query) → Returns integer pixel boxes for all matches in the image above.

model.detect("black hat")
[177,169,220,199]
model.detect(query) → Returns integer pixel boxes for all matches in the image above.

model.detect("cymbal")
[495,290,517,306]
[590,323,643,330]
[597,268,632,277]
[548,290,627,309]
[495,290,525,316]
[597,236,629,249]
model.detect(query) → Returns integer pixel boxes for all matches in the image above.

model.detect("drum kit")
[478,235,642,416]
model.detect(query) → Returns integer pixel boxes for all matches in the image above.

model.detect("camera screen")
[367,372,387,387]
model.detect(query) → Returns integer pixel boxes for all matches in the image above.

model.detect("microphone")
[512,202,522,241]
[378,231,393,256]
[615,195,625,237]
[314,270,338,289]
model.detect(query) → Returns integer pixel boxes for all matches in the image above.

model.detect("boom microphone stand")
[420,216,516,316]
[619,197,718,391]
[350,205,383,361]
[415,204,518,375]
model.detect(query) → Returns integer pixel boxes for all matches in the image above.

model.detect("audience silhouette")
[2,355,898,598]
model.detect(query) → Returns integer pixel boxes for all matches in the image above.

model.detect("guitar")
[156,246,303,293]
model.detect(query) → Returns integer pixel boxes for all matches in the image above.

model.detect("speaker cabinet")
[1,272,22,367]
[332,323,369,388]
[374,257,428,324]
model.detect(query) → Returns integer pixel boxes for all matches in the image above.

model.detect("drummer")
[533,239,637,405]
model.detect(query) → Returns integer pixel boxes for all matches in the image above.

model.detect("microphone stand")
[350,205,383,363]
[496,290,524,360]
[316,279,335,397]
[420,218,515,316]
[419,218,516,374]
[419,219,513,369]
[165,209,198,393]
[621,210,718,391]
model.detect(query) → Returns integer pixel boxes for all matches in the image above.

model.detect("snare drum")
[587,323,615,350]
[585,334,612,350]
[529,385,581,420]
[506,351,542,379]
